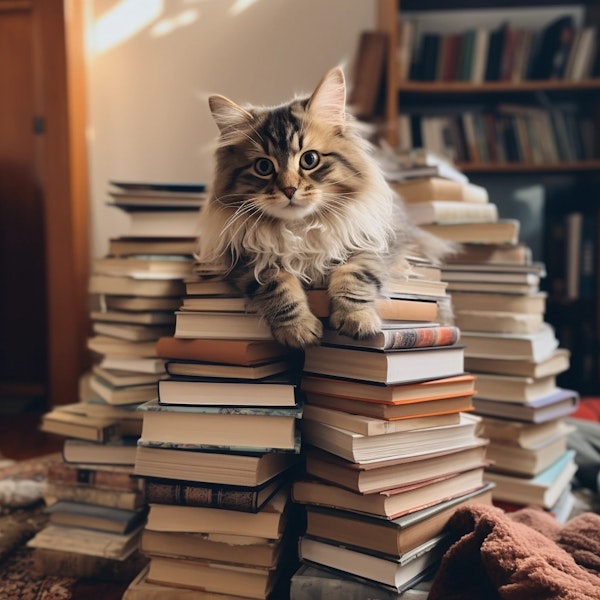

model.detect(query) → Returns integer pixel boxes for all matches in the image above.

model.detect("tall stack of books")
[31,181,206,584]
[126,274,303,598]
[289,258,492,597]
[392,172,579,520]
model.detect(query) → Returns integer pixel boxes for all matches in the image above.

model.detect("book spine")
[46,464,140,491]
[45,483,142,511]
[382,326,459,350]
[144,480,259,512]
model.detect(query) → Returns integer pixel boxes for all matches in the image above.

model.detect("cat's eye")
[254,158,275,177]
[300,150,320,170]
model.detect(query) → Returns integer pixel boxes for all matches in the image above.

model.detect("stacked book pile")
[31,181,206,584]
[126,274,303,598]
[289,260,492,597]
[395,172,579,520]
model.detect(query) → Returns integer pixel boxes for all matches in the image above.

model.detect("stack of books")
[402,174,579,519]
[85,181,207,444]
[26,450,148,581]
[127,275,303,598]
[289,268,492,596]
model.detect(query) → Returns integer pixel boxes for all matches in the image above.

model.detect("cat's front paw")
[330,305,382,340]
[271,313,323,349]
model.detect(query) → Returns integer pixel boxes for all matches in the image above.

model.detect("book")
[304,442,489,494]
[133,445,301,486]
[390,177,488,203]
[108,237,197,257]
[301,373,476,405]
[445,242,532,265]
[157,376,298,407]
[156,337,288,366]
[442,269,541,286]
[45,481,144,510]
[301,412,481,463]
[39,408,118,442]
[406,200,498,225]
[89,376,158,406]
[450,291,546,314]
[87,336,159,358]
[92,321,173,342]
[138,399,301,451]
[116,209,202,238]
[485,423,575,477]
[472,387,580,423]
[485,449,578,509]
[140,529,284,568]
[108,182,206,208]
[477,415,567,448]
[45,500,146,534]
[62,438,139,465]
[164,359,289,380]
[298,535,444,592]
[302,404,462,436]
[27,522,142,560]
[304,484,493,558]
[89,274,185,297]
[90,309,176,326]
[292,468,487,519]
[420,219,520,244]
[350,31,387,117]
[473,373,557,403]
[289,563,431,600]
[319,324,459,351]
[460,323,558,362]
[46,462,142,492]
[146,555,279,599]
[454,310,543,335]
[303,345,464,385]
[306,390,474,421]
[31,547,148,582]
[103,295,181,311]
[142,473,288,513]
[465,348,570,379]
[99,356,166,374]
[145,488,289,539]
[93,256,195,278]
[123,565,243,600]
[89,366,163,388]
[110,181,206,193]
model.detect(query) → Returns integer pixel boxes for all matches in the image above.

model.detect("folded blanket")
[428,504,600,600]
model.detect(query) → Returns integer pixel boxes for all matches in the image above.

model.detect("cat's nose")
[282,187,297,200]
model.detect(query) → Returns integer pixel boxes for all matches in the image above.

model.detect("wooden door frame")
[34,0,89,407]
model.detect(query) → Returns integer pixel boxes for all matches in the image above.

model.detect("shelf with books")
[376,0,600,170]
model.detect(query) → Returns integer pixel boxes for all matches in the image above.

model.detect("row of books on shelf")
[398,104,593,165]
[400,15,599,83]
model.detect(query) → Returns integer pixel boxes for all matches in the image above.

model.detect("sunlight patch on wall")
[90,0,164,54]
[229,0,260,17]
[150,8,200,38]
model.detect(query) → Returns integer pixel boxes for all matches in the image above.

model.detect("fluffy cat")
[196,67,452,348]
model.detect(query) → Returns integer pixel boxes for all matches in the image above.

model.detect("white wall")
[87,0,377,259]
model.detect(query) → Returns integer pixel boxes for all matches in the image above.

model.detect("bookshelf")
[376,0,600,393]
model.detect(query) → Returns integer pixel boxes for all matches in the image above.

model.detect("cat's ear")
[209,95,253,133]
[307,67,346,127]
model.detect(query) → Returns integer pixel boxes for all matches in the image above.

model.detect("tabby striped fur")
[196,68,449,348]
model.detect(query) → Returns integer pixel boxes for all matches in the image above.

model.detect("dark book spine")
[144,479,259,512]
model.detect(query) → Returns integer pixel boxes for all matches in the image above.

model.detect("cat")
[195,67,453,348]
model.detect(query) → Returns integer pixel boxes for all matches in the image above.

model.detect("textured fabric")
[429,504,600,600]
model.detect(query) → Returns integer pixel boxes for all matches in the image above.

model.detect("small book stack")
[289,268,492,596]
[127,274,303,599]
[26,456,148,581]
[406,176,580,520]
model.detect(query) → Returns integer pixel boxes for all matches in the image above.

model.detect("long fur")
[196,67,452,347]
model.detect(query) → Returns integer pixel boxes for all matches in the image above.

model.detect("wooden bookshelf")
[377,0,600,393]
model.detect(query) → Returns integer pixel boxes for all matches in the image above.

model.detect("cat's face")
[209,68,370,222]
